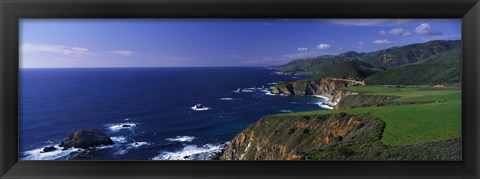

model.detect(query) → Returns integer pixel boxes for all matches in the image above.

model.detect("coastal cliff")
[220,78,461,160]
[219,113,461,160]
[220,113,384,160]
[270,78,364,106]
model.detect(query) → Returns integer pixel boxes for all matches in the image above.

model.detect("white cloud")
[414,23,442,35]
[373,39,393,44]
[402,31,412,37]
[297,47,308,51]
[109,50,133,56]
[388,27,404,35]
[379,30,387,35]
[316,44,331,50]
[22,43,90,56]
[358,41,364,46]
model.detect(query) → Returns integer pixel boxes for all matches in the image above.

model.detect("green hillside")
[361,40,461,68]
[275,51,366,75]
[274,40,461,85]
[365,57,461,85]
[276,85,461,146]
[315,59,384,79]
[275,40,460,72]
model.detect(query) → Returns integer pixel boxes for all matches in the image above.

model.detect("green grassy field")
[276,86,461,146]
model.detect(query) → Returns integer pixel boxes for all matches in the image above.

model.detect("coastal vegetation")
[221,39,462,160]
[276,86,461,146]
[274,40,461,85]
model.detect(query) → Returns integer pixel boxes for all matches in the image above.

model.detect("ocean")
[19,67,328,160]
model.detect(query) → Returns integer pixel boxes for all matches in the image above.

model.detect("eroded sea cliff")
[219,78,461,160]
[269,78,364,106]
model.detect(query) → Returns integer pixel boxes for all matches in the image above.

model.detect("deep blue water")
[19,67,326,160]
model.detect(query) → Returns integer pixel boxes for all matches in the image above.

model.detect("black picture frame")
[1,0,479,178]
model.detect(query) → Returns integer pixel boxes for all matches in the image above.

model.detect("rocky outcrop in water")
[270,78,363,106]
[59,129,114,149]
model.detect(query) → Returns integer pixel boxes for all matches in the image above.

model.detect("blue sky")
[20,19,461,68]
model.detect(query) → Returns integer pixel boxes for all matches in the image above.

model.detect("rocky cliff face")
[270,78,363,106]
[220,113,383,160]
[219,113,461,160]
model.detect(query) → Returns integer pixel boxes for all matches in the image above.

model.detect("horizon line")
[20,66,273,69]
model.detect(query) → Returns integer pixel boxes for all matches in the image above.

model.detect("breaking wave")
[151,143,227,160]
[107,123,136,132]
[111,136,128,143]
[191,106,210,111]
[129,141,150,148]
[22,145,82,160]
[314,102,334,110]
[165,136,196,142]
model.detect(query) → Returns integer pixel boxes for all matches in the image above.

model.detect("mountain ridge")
[274,39,461,85]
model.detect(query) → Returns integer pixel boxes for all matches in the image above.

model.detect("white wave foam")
[151,143,226,160]
[313,95,330,101]
[191,106,210,111]
[107,123,136,132]
[95,145,115,149]
[113,142,151,156]
[279,110,293,113]
[114,149,128,155]
[129,142,150,148]
[111,136,127,143]
[22,145,81,160]
[316,102,334,110]
[220,98,234,101]
[241,89,254,93]
[165,136,196,142]
[262,90,275,96]
[267,82,277,85]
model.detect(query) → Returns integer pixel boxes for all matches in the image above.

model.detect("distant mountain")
[315,59,384,80]
[365,50,461,85]
[360,40,460,69]
[274,51,369,75]
[275,40,460,72]
[274,40,461,85]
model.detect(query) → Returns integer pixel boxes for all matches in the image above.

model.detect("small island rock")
[59,129,114,149]
[42,146,57,153]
